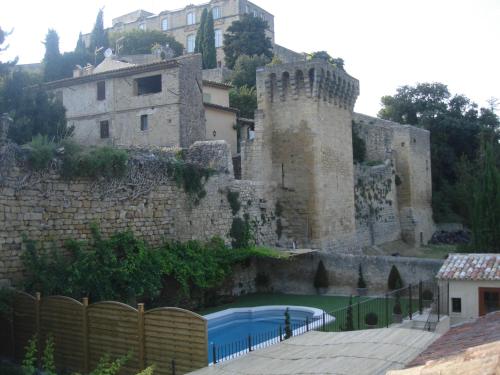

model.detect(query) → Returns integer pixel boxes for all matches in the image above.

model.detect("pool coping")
[205,305,328,321]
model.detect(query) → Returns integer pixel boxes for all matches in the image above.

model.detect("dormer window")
[139,22,146,30]
[161,18,169,31]
[212,6,222,19]
[187,12,195,25]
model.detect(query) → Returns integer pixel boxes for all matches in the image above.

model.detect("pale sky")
[1,0,499,116]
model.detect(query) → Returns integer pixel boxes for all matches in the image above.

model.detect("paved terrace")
[188,328,439,375]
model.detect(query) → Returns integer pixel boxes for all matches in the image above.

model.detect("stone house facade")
[82,0,278,68]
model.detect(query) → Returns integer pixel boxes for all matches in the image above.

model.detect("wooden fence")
[2,291,208,375]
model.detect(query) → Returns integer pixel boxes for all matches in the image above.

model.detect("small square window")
[100,120,109,139]
[452,298,462,313]
[97,81,105,101]
[140,115,148,131]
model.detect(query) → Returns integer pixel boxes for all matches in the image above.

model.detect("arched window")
[212,6,222,19]
[187,35,195,53]
[282,72,290,98]
[161,18,169,31]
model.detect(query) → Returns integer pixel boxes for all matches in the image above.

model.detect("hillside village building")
[82,0,302,68]
[45,54,245,157]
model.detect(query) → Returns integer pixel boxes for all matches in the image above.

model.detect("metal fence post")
[385,293,389,328]
[279,326,283,341]
[322,311,325,332]
[357,299,360,329]
[248,335,252,352]
[212,344,217,364]
[409,284,412,320]
[437,285,440,321]
[306,316,309,332]
[419,281,423,315]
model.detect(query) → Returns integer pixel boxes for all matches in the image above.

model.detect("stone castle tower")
[243,60,360,249]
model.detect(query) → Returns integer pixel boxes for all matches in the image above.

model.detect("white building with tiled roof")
[437,253,500,324]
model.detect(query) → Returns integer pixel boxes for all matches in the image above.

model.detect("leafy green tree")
[231,54,270,88]
[470,142,500,252]
[378,82,499,223]
[308,51,345,70]
[109,30,183,57]
[42,29,62,82]
[1,70,69,144]
[229,85,257,119]
[89,8,109,64]
[0,26,17,76]
[223,14,273,69]
[202,10,217,69]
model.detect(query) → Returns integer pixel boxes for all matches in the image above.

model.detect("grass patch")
[419,244,456,259]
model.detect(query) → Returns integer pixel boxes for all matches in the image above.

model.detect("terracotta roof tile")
[436,253,500,281]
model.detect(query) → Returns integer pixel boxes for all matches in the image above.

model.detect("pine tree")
[194,9,208,55]
[43,29,62,82]
[202,10,217,69]
[89,8,108,64]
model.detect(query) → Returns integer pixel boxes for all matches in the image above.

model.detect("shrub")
[364,312,378,326]
[352,125,366,163]
[42,336,56,375]
[227,190,241,215]
[313,260,329,290]
[21,336,37,375]
[422,289,434,301]
[25,135,56,170]
[388,265,403,290]
[357,264,367,289]
[230,215,253,249]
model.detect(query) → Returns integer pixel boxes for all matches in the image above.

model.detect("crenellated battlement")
[256,60,360,110]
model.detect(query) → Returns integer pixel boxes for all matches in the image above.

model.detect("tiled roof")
[436,253,500,281]
[405,311,500,368]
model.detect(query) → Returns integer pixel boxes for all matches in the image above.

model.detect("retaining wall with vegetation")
[0,141,279,285]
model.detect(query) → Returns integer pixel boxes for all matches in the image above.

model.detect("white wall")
[448,279,500,325]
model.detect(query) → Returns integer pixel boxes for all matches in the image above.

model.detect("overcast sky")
[1,0,499,116]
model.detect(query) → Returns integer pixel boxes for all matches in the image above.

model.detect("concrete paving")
[188,328,440,375]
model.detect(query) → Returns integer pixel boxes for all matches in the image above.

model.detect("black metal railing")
[210,279,444,365]
[210,316,324,364]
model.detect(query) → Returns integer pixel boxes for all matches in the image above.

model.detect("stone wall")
[244,60,360,251]
[253,251,444,296]
[354,162,401,247]
[0,141,278,286]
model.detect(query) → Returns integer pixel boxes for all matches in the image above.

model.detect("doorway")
[478,287,500,316]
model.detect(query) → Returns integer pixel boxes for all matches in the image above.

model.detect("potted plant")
[364,312,378,329]
[313,260,329,294]
[392,293,403,323]
[357,264,367,296]
[422,289,433,307]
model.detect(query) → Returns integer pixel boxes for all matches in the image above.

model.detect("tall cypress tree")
[89,8,108,64]
[43,29,62,82]
[471,141,500,252]
[194,9,208,55]
[202,10,217,69]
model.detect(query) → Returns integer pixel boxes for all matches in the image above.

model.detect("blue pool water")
[206,306,329,363]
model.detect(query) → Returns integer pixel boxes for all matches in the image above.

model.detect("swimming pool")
[206,306,334,363]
